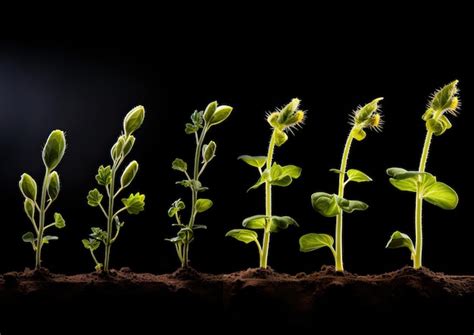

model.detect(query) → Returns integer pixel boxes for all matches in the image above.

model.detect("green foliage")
[299,233,334,253]
[19,173,37,201]
[96,165,112,186]
[195,198,213,213]
[226,229,259,244]
[385,231,415,256]
[87,189,103,207]
[47,171,60,201]
[120,161,139,188]
[53,212,65,229]
[172,158,188,173]
[238,155,267,169]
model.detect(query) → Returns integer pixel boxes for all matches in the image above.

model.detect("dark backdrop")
[0,37,472,276]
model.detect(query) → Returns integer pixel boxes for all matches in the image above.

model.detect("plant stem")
[335,131,354,272]
[260,130,277,269]
[414,130,433,269]
[35,169,50,270]
[104,165,117,273]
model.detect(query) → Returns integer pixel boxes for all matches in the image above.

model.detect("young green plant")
[226,98,304,269]
[167,101,233,268]
[83,106,146,273]
[19,130,67,270]
[385,81,459,269]
[299,98,383,272]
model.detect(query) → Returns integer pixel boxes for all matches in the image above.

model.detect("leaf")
[274,129,288,147]
[96,165,112,186]
[336,197,369,213]
[172,158,187,173]
[185,123,199,134]
[202,141,216,162]
[389,177,418,193]
[22,231,35,243]
[329,168,342,174]
[281,165,302,179]
[111,135,125,160]
[90,227,107,241]
[42,130,66,170]
[87,189,103,207]
[203,101,218,123]
[19,173,37,201]
[82,238,101,251]
[190,110,204,128]
[271,175,292,187]
[121,193,145,214]
[351,127,366,141]
[54,212,66,229]
[311,192,340,217]
[43,235,59,244]
[385,231,415,255]
[299,233,334,252]
[208,105,233,126]
[120,160,139,189]
[193,224,207,230]
[225,229,259,244]
[347,169,372,183]
[423,181,458,210]
[176,179,208,192]
[123,105,145,136]
[168,199,185,217]
[47,171,60,201]
[242,215,267,229]
[238,155,267,169]
[248,170,270,191]
[270,215,298,233]
[268,163,301,187]
[386,167,408,177]
[195,199,213,213]
[123,135,136,156]
[24,199,35,222]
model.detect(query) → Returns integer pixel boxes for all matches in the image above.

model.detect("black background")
[0,30,472,276]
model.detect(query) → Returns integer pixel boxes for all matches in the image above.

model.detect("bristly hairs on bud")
[350,97,384,132]
[266,98,306,134]
[428,80,460,117]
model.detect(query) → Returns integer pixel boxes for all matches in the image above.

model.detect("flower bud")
[123,135,136,156]
[354,98,383,125]
[42,130,66,171]
[121,160,139,189]
[24,198,35,222]
[430,80,459,113]
[19,173,37,201]
[111,135,126,160]
[202,141,216,162]
[208,105,233,126]
[123,105,145,136]
[203,101,218,123]
[47,171,60,201]
[277,98,301,125]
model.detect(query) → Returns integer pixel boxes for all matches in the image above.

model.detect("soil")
[0,266,473,333]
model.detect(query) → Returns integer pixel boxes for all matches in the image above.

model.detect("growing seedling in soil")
[83,106,146,273]
[167,101,233,268]
[19,130,67,270]
[226,98,304,269]
[299,98,383,272]
[385,81,459,269]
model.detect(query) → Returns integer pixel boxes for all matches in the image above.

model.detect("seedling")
[19,130,67,270]
[385,81,459,269]
[167,101,233,268]
[299,98,383,272]
[83,106,146,273]
[226,98,304,269]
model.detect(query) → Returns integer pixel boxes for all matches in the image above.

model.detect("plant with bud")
[226,99,304,269]
[299,98,383,272]
[386,81,459,269]
[83,106,146,273]
[167,101,233,268]
[19,130,67,270]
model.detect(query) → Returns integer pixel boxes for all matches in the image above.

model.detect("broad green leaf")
[43,235,58,244]
[47,171,60,201]
[24,199,35,222]
[385,231,415,255]
[42,130,66,170]
[195,198,213,213]
[347,169,372,183]
[386,167,407,177]
[429,80,458,112]
[96,165,112,186]
[248,170,270,191]
[121,193,145,214]
[299,233,334,252]
[238,155,267,169]
[19,173,37,201]
[225,229,259,244]
[274,129,288,147]
[387,167,425,180]
[22,231,35,243]
[82,238,100,251]
[271,175,292,187]
[337,197,369,213]
[123,105,145,136]
[208,105,233,126]
[281,165,302,179]
[172,158,187,173]
[120,161,139,189]
[87,189,103,207]
[270,163,283,180]
[270,216,299,232]
[311,192,340,217]
[54,212,66,229]
[242,215,266,229]
[423,181,458,209]
[389,177,418,192]
[168,199,185,217]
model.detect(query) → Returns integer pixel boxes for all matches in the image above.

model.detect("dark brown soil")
[1,266,473,333]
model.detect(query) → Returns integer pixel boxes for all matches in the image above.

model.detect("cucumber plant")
[19,130,67,270]
[226,98,304,269]
[385,81,459,269]
[299,98,383,272]
[167,101,233,268]
[83,106,146,273]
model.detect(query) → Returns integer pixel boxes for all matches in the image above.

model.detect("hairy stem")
[35,169,50,270]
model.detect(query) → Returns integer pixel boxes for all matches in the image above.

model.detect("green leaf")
[242,215,266,229]
[268,163,302,187]
[203,101,218,123]
[271,175,292,187]
[337,197,369,213]
[423,181,458,209]
[281,165,302,179]
[42,130,66,170]
[311,192,340,217]
[47,171,60,201]
[351,127,366,141]
[238,155,267,169]
[54,212,66,229]
[385,231,415,255]
[270,215,299,232]
[202,141,216,162]
[165,236,184,243]
[248,170,270,191]
[121,192,145,214]
[389,177,418,193]
[24,198,35,222]
[120,160,139,189]
[43,235,58,244]
[168,199,185,217]
[195,199,213,213]
[225,229,259,244]
[123,135,136,156]
[82,238,101,251]
[208,105,233,126]
[347,169,372,183]
[90,227,107,241]
[87,189,103,207]
[430,80,458,112]
[274,129,288,147]
[172,158,188,173]
[299,233,334,253]
[176,179,208,192]
[386,167,408,177]
[22,231,35,243]
[329,168,342,174]
[193,224,207,230]
[191,110,204,128]
[96,165,112,186]
[19,173,37,201]
[185,123,199,134]
[123,105,145,136]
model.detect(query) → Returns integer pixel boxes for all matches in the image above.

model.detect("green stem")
[335,131,354,272]
[260,130,277,269]
[104,165,117,273]
[35,169,50,270]
[414,130,433,269]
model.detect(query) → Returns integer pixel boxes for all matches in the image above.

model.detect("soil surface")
[1,266,473,333]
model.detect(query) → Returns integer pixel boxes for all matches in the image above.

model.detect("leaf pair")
[248,163,302,190]
[311,192,368,217]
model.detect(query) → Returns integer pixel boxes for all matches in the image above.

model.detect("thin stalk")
[335,131,354,272]
[414,130,433,269]
[104,164,117,273]
[35,169,50,270]
[260,130,277,269]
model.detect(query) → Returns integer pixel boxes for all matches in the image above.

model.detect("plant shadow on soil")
[0,266,473,333]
